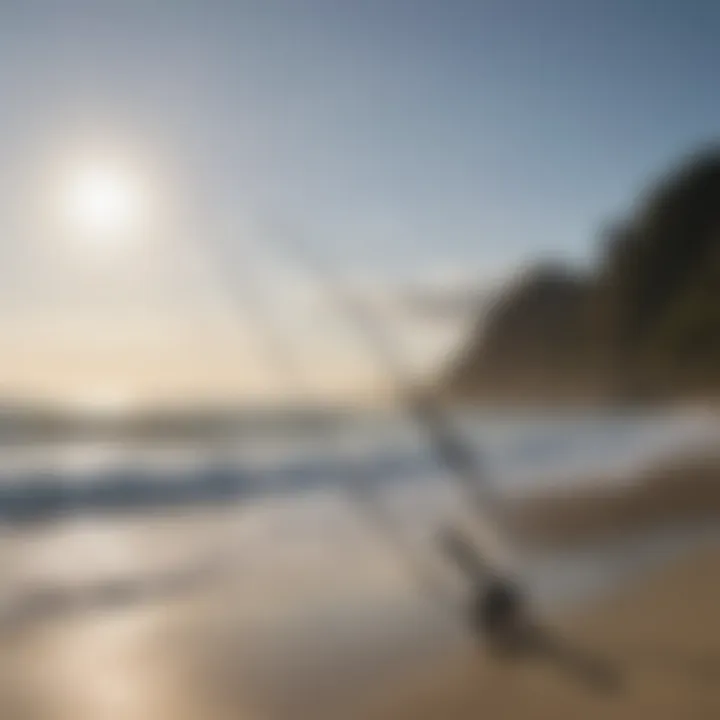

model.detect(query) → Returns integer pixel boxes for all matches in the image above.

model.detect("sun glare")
[62,162,146,242]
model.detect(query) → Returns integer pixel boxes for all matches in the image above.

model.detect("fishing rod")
[211,233,466,619]
[202,213,624,685]
[235,212,528,640]
[262,223,517,540]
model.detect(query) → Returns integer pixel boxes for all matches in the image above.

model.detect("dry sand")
[366,541,720,720]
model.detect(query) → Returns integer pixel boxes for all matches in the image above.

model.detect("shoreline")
[0,450,717,720]
[507,451,720,548]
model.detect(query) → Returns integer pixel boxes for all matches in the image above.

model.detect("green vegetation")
[448,147,720,403]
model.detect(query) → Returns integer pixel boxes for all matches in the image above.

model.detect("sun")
[62,162,146,242]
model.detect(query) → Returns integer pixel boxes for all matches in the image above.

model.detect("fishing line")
[202,206,526,637]
[188,207,620,679]
[247,213,522,580]
[206,233,463,620]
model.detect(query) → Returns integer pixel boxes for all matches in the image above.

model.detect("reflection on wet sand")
[0,504,453,720]
[0,494,716,720]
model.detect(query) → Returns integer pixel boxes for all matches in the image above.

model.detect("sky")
[0,0,719,404]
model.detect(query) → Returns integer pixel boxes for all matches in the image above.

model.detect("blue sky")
[3,0,719,271]
[1,0,719,400]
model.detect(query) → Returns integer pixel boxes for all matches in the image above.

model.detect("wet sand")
[367,542,720,720]
[0,456,717,720]
[511,452,720,546]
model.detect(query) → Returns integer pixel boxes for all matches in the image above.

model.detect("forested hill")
[446,147,720,404]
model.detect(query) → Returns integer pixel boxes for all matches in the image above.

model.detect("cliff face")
[446,147,720,404]
[447,266,601,403]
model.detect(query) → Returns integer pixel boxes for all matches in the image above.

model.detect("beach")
[367,541,720,720]
[0,472,716,720]
[0,413,717,720]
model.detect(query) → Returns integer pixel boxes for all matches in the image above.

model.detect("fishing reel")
[439,526,529,652]
[471,575,530,654]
